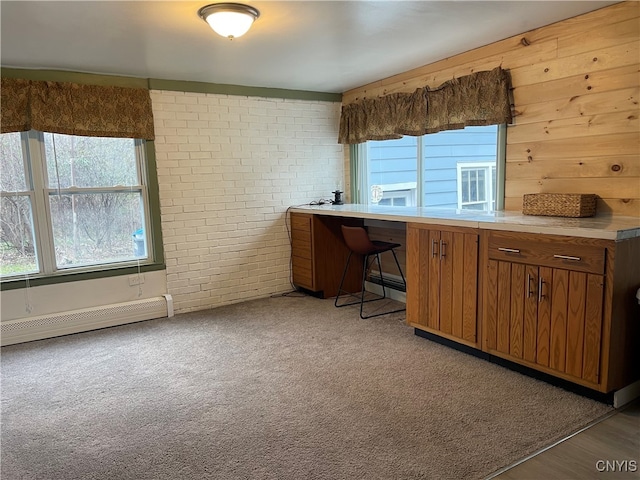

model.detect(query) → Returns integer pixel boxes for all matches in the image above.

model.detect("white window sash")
[1,130,151,278]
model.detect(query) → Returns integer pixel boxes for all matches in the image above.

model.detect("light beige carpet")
[1,295,612,479]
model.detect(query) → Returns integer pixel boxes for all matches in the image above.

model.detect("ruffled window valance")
[1,77,155,140]
[338,67,512,144]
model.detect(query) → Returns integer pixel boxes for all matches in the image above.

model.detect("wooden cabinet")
[292,208,640,395]
[482,230,640,393]
[406,223,479,346]
[290,212,363,298]
[290,213,315,290]
[485,260,605,385]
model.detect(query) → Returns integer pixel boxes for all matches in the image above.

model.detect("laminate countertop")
[290,204,640,241]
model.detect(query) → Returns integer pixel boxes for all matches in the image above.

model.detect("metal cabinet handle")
[538,276,545,303]
[498,247,521,254]
[553,254,581,261]
[431,239,438,258]
[527,273,534,298]
[440,240,446,260]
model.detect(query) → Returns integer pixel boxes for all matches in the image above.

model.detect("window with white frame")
[355,125,504,211]
[457,163,497,211]
[375,182,417,207]
[0,131,153,279]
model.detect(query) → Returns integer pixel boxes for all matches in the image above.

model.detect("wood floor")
[491,401,640,479]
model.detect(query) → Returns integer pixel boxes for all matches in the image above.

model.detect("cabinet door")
[547,268,604,382]
[485,259,604,385]
[406,226,431,329]
[443,232,478,343]
[405,227,441,330]
[523,265,539,363]
[407,224,478,345]
[427,230,441,330]
[488,261,541,360]
[535,266,553,368]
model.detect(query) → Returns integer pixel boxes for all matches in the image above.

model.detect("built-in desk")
[290,204,640,400]
[291,204,640,240]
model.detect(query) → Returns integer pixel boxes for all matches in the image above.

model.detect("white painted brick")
[219,97,240,106]
[152,89,342,314]
[198,96,220,106]
[162,104,187,113]
[164,135,189,144]
[175,112,200,121]
[175,96,198,105]
[154,128,177,137]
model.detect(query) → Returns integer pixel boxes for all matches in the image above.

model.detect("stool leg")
[359,254,370,318]
[376,253,387,300]
[359,248,406,319]
[391,249,407,290]
[334,251,353,307]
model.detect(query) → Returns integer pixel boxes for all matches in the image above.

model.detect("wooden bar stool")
[334,225,407,319]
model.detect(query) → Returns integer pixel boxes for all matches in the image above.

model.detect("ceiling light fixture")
[198,3,260,40]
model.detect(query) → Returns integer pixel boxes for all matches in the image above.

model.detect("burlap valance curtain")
[1,77,155,140]
[338,67,512,144]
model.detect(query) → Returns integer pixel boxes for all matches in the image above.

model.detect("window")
[376,183,417,207]
[457,163,497,211]
[355,125,505,211]
[1,131,154,280]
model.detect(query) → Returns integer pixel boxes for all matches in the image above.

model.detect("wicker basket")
[522,193,597,218]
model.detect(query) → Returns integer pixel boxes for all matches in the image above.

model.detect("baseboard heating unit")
[1,295,173,346]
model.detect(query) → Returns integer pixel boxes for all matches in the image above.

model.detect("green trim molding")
[1,67,342,102]
[0,263,166,291]
[0,140,166,292]
[148,78,341,102]
[349,144,359,203]
[144,140,165,267]
[0,67,149,89]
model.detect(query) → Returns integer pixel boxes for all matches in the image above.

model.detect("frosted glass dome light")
[198,3,260,40]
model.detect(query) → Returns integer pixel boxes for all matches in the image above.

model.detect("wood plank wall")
[343,1,640,217]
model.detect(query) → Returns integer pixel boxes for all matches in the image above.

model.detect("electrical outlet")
[129,274,145,286]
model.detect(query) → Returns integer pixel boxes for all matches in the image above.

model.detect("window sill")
[0,262,166,291]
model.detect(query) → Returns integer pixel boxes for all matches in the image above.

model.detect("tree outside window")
[1,131,151,278]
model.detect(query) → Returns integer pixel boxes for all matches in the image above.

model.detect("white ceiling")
[0,1,617,94]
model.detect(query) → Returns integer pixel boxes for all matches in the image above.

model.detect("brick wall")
[150,90,343,313]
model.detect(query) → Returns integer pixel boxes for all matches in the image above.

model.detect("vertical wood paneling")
[451,232,465,338]
[486,260,499,350]
[462,234,478,343]
[550,269,569,372]
[509,263,525,359]
[408,225,478,344]
[565,271,587,378]
[418,229,430,328]
[497,262,512,354]
[523,265,538,362]
[405,224,421,326]
[583,274,604,383]
[439,231,454,335]
[342,2,640,216]
[537,267,553,367]
[428,230,441,330]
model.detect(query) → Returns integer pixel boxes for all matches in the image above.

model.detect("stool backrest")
[340,225,377,256]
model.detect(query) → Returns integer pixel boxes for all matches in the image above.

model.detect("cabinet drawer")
[488,232,605,275]
[292,242,312,260]
[292,255,313,273]
[291,213,312,232]
[292,229,311,247]
[292,256,313,289]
